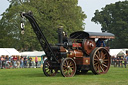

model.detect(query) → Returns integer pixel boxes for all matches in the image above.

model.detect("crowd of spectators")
[0,55,39,69]
[111,56,128,68]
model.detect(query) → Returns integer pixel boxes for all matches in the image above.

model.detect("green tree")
[92,1,128,48]
[0,0,39,51]
[0,0,86,51]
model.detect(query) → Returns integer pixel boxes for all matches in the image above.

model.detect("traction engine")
[20,12,115,77]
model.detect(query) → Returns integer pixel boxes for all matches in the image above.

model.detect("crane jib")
[21,12,58,63]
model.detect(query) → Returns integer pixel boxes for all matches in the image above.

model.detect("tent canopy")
[110,49,128,57]
[5,48,21,56]
[0,48,10,56]
[20,51,45,57]
[117,51,125,56]
[20,51,33,56]
[0,48,21,56]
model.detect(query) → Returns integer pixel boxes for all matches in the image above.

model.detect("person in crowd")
[1,55,4,68]
[9,56,14,68]
[0,56,1,68]
[124,56,127,68]
[8,56,13,68]
[5,55,10,69]
[35,56,38,68]
[111,56,114,65]
[17,56,20,68]
[116,56,120,67]
[20,56,24,68]
[112,56,117,67]
[120,56,124,68]
[124,51,128,68]
[24,57,28,68]
[126,51,128,64]
[3,56,6,68]
[13,55,17,68]
[1,55,5,69]
[29,57,32,68]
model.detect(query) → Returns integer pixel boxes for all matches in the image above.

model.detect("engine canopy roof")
[70,31,115,39]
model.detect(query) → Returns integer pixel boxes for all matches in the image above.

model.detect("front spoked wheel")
[60,58,76,77]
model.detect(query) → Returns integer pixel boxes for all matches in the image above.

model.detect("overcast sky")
[78,0,125,32]
[0,0,125,32]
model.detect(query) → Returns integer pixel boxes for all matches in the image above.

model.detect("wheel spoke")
[101,64,106,71]
[100,65,104,72]
[104,59,108,62]
[69,62,73,67]
[94,63,98,70]
[63,65,67,67]
[94,62,99,65]
[45,69,50,72]
[69,68,73,73]
[65,60,68,66]
[102,64,108,68]
[94,59,99,61]
[102,53,107,60]
[97,51,101,58]
[103,61,108,64]
[98,64,100,73]
[101,51,104,59]
[95,54,100,60]
[70,65,74,68]
[67,69,70,75]
[63,68,66,71]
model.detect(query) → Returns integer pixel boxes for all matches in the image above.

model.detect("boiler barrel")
[68,50,83,57]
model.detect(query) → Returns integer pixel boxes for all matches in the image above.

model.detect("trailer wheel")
[60,58,76,77]
[43,59,58,76]
[90,47,111,74]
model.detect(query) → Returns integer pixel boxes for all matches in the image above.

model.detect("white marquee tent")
[27,51,45,57]
[109,49,128,57]
[0,48,21,56]
[20,51,45,57]
[0,48,9,56]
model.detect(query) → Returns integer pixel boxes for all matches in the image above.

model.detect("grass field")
[0,66,128,85]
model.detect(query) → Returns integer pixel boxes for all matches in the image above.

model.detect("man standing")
[113,56,117,67]
[29,57,32,68]
[13,56,17,68]
[20,56,24,68]
[24,57,27,68]
[116,57,120,67]
[124,51,128,68]
[1,55,5,69]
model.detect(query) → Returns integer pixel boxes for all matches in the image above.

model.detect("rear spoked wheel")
[60,58,76,77]
[43,59,58,76]
[90,47,111,74]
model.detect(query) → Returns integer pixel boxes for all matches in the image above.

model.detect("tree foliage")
[0,0,86,51]
[92,1,128,48]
